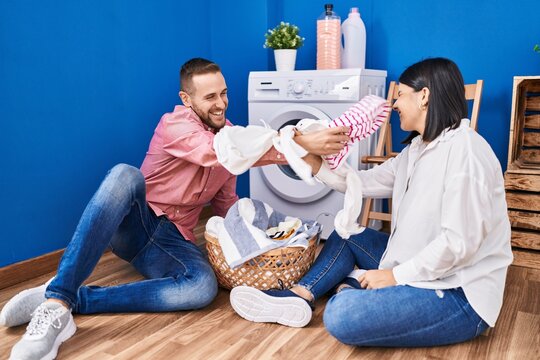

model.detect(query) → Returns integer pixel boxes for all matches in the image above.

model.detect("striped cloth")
[324,95,390,170]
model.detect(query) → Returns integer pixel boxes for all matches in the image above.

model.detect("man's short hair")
[180,58,221,94]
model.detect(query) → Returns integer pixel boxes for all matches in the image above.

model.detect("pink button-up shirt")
[140,105,285,242]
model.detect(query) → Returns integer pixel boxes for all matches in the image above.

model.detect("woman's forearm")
[302,153,323,174]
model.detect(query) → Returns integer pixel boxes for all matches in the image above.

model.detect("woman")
[229,58,513,347]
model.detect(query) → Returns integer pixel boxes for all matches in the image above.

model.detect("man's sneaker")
[230,286,313,328]
[9,302,76,360]
[0,278,54,327]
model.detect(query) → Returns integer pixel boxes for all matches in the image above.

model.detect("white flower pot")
[274,49,297,72]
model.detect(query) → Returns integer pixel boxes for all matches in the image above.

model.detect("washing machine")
[248,69,386,239]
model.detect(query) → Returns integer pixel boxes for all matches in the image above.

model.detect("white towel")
[213,125,276,175]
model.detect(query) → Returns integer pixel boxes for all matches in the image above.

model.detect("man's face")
[181,72,228,130]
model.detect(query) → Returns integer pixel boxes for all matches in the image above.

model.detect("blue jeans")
[298,229,489,347]
[44,164,218,314]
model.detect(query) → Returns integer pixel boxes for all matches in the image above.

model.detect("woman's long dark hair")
[399,58,468,144]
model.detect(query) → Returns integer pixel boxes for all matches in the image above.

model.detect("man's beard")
[191,104,226,130]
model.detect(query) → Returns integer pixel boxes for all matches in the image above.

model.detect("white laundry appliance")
[248,69,386,239]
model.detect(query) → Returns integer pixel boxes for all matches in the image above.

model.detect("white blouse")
[316,119,513,327]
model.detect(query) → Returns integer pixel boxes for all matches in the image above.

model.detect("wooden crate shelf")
[505,76,540,266]
[507,76,540,170]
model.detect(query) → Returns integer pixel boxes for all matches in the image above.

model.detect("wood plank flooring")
[1,224,539,359]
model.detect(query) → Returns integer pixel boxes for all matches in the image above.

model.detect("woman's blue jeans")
[298,228,489,347]
[44,164,218,314]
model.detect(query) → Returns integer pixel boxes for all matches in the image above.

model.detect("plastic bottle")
[317,4,341,70]
[341,7,366,69]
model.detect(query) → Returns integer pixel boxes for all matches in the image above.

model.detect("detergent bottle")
[317,4,341,69]
[341,7,366,69]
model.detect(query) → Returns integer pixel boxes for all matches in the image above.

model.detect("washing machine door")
[261,104,333,204]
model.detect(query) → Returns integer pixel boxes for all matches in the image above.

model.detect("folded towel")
[206,198,320,268]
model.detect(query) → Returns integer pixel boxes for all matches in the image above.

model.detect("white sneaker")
[9,302,76,360]
[0,278,54,327]
[230,286,312,328]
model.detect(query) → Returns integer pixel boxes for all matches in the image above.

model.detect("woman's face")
[393,83,429,134]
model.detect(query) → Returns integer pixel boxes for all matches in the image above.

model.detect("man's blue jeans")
[44,164,218,314]
[298,228,489,347]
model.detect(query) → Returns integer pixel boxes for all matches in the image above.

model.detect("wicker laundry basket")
[205,232,319,290]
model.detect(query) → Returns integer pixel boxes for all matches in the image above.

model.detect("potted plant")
[264,21,304,71]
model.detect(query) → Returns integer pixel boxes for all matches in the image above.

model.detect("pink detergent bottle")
[317,3,341,70]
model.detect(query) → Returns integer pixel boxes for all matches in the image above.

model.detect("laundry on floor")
[205,198,320,268]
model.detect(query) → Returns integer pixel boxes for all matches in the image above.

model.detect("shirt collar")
[174,105,216,133]
[411,118,470,149]
[437,118,470,143]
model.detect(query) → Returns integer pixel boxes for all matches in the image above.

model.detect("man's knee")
[102,164,145,195]
[190,270,219,309]
[167,267,218,310]
[108,163,144,184]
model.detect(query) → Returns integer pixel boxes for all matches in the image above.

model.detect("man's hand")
[358,269,397,289]
[293,126,349,156]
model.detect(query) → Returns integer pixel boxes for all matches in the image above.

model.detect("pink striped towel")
[324,95,391,170]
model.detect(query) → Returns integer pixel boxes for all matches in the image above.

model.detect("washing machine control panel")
[287,76,360,101]
[248,69,387,103]
[288,80,312,97]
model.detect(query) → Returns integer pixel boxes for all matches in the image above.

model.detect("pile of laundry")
[206,198,320,269]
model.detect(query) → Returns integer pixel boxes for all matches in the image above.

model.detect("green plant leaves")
[264,21,305,50]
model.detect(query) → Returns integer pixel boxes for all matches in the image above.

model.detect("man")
[1,58,349,359]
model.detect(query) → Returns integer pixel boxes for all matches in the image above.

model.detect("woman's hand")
[358,269,397,289]
[293,126,349,156]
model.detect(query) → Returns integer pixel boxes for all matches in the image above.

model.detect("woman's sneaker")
[230,286,313,328]
[9,302,76,360]
[0,278,54,327]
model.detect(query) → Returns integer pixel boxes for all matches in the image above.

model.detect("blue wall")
[0,1,212,266]
[1,0,539,267]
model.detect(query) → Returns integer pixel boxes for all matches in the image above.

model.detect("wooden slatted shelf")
[505,76,540,267]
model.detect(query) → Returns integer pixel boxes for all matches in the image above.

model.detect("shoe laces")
[26,305,63,336]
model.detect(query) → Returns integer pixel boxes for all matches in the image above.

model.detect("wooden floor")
[1,230,539,358]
